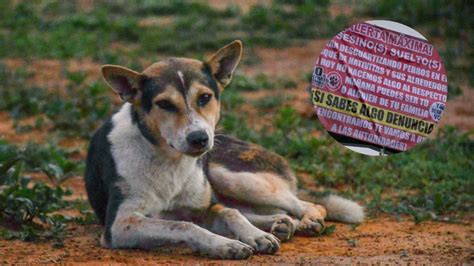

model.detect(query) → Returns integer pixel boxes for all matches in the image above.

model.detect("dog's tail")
[298,190,365,224]
[316,194,364,223]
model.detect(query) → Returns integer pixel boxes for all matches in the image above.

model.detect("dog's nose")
[186,130,209,150]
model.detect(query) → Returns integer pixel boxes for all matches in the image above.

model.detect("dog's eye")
[197,93,212,107]
[156,100,178,113]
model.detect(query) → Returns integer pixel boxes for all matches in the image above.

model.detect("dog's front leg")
[209,204,281,254]
[108,213,253,259]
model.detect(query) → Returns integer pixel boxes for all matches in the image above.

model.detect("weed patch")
[0,140,85,246]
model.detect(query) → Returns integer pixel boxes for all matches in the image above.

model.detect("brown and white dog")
[84,40,364,259]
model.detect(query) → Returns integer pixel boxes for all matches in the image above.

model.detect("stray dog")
[85,40,364,259]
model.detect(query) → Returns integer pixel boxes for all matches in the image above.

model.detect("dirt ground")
[1,201,472,264]
[1,2,473,263]
[0,170,473,264]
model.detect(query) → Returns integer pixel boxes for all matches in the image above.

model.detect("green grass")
[252,94,295,109]
[228,74,298,92]
[0,65,49,119]
[0,0,347,62]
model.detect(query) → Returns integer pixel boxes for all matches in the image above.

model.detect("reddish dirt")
[0,211,472,264]
[241,39,329,80]
[437,85,474,132]
[0,112,50,144]
[3,58,102,90]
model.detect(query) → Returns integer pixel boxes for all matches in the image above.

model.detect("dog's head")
[101,41,242,157]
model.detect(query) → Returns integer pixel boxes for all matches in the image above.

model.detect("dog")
[85,40,364,259]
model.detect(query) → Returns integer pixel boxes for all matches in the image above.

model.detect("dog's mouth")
[185,145,212,157]
[185,150,208,157]
[168,143,208,157]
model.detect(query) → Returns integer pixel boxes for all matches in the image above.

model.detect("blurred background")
[0,0,472,263]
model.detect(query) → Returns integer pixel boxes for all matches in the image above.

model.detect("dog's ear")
[101,65,142,102]
[206,40,243,88]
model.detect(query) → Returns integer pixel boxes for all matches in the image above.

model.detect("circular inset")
[311,20,448,156]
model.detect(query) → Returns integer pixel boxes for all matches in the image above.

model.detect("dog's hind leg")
[207,164,326,236]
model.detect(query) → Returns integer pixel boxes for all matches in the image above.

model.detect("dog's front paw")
[198,239,253,260]
[239,231,280,254]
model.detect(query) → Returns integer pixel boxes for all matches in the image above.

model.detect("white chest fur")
[107,104,212,214]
